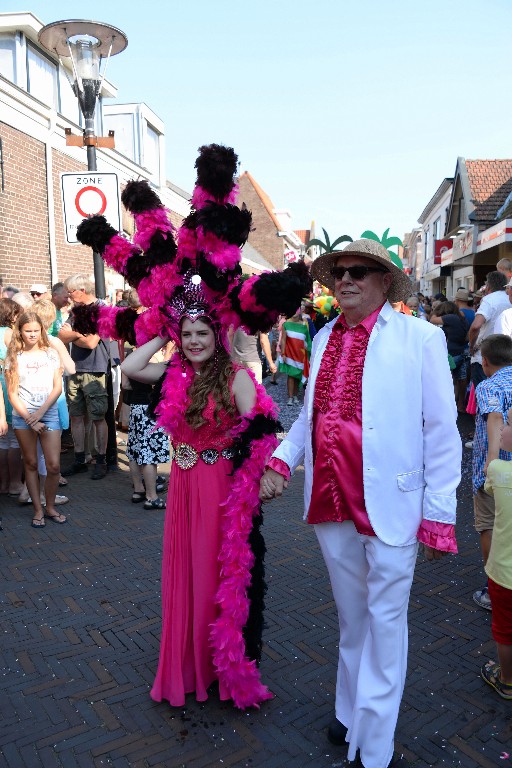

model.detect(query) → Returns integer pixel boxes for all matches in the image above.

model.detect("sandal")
[31,516,45,528]
[481,660,512,700]
[131,491,146,503]
[143,497,165,510]
[45,512,67,525]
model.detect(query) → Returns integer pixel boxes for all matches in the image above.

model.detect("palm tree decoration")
[306,228,353,253]
[360,228,403,268]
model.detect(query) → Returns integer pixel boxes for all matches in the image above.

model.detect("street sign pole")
[85,124,106,299]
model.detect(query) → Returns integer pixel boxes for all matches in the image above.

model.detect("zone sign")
[61,172,121,244]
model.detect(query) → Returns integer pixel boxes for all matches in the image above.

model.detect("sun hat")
[29,283,48,294]
[310,238,412,304]
[454,288,469,301]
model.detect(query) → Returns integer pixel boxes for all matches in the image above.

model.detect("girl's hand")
[25,411,42,427]
[31,421,46,434]
[0,417,7,437]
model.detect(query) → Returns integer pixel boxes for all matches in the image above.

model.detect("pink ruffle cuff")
[417,520,457,553]
[266,457,291,481]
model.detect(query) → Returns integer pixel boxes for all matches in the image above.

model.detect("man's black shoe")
[91,463,107,480]
[327,718,348,746]
[61,463,88,477]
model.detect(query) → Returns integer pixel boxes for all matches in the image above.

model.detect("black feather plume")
[115,308,138,346]
[196,202,252,246]
[195,144,238,200]
[76,215,118,254]
[121,180,162,213]
[252,260,312,315]
[70,303,101,335]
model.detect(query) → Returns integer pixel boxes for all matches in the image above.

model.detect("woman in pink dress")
[122,316,276,708]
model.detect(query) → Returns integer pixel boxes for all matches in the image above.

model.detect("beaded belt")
[172,442,237,470]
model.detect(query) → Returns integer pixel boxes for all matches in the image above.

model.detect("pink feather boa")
[210,378,278,709]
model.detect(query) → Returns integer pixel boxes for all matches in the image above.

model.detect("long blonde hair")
[5,311,51,392]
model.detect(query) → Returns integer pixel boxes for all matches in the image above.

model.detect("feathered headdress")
[73,144,311,710]
[75,143,311,351]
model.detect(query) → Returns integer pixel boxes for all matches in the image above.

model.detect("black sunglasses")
[30,291,43,297]
[330,265,388,281]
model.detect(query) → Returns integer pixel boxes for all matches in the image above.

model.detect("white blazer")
[272,302,461,547]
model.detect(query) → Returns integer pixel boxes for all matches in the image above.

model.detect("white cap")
[29,284,48,294]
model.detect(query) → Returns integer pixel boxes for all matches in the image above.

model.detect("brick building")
[237,171,304,271]
[0,11,189,297]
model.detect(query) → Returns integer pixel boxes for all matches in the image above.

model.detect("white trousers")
[315,521,418,768]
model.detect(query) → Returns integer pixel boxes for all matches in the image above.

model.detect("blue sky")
[24,0,512,244]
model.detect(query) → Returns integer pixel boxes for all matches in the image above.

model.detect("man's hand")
[269,361,277,375]
[259,469,288,503]
[423,545,446,561]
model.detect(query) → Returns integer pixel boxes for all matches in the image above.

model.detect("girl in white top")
[5,311,66,527]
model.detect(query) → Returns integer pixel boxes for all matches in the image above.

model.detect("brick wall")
[237,174,284,270]
[0,123,51,291]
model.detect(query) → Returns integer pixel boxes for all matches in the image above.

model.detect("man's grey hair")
[64,274,95,295]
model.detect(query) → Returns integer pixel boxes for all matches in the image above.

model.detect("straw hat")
[454,288,469,301]
[310,239,412,304]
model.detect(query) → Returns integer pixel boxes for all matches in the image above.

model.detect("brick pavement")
[0,379,511,768]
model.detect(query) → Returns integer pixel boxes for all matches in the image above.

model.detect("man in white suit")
[260,239,461,768]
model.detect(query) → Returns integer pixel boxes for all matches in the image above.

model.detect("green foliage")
[306,228,353,253]
[360,228,403,268]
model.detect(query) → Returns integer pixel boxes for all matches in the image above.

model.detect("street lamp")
[38,20,128,298]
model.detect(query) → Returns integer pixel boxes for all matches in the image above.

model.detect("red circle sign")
[75,186,107,217]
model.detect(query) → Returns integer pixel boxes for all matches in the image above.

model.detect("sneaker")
[61,463,88,477]
[293,396,299,405]
[481,660,512,700]
[465,440,473,449]
[287,397,294,406]
[91,463,107,480]
[473,586,492,611]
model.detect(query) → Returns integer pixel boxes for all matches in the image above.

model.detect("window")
[144,123,160,180]
[0,35,16,83]
[58,67,80,123]
[424,227,429,260]
[27,44,57,107]
[432,217,441,242]
[103,112,137,161]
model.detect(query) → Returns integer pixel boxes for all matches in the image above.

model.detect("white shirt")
[472,290,511,364]
[494,305,512,337]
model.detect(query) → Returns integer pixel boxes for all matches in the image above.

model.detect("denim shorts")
[12,409,61,432]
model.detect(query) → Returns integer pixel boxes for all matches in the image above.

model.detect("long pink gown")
[150,393,240,706]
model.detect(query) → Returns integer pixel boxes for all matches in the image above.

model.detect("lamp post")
[38,20,128,299]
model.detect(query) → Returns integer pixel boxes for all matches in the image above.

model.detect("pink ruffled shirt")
[269,308,457,553]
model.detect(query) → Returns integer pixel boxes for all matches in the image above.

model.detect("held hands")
[423,545,446,562]
[259,469,288,503]
[31,421,47,434]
